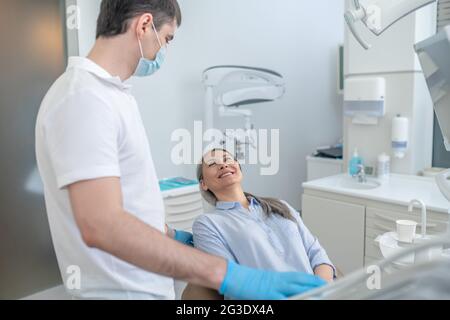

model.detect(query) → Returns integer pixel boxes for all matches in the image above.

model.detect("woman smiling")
[183,148,335,299]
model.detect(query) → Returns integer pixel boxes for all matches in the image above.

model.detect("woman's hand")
[314,264,335,283]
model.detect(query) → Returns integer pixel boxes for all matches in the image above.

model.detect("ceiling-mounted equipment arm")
[345,0,371,50]
[345,0,437,50]
[202,66,285,130]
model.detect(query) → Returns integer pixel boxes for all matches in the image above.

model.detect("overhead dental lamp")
[202,66,285,158]
[415,26,450,203]
[345,0,437,50]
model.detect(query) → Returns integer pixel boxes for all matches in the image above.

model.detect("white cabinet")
[306,156,344,181]
[163,191,204,232]
[161,185,204,300]
[302,194,366,276]
[302,190,449,274]
[364,206,448,264]
[162,185,205,233]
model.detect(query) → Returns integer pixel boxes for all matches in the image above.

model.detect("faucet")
[408,199,427,239]
[354,164,367,183]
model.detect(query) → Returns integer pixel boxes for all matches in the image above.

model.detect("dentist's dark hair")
[197,149,295,222]
[96,0,182,39]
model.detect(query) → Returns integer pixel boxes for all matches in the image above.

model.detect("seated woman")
[182,149,335,300]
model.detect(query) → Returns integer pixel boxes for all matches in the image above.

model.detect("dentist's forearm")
[87,210,227,290]
[68,177,226,290]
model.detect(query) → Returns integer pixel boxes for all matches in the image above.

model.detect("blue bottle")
[349,148,363,176]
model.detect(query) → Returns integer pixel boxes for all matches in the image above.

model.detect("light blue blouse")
[193,198,335,275]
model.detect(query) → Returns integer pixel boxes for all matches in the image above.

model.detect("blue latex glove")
[220,260,327,300]
[174,229,194,247]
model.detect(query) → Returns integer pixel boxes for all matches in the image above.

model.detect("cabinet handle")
[374,212,437,228]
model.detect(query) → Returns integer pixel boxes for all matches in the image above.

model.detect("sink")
[339,177,381,190]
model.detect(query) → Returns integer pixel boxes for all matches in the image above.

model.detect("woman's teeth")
[220,172,233,178]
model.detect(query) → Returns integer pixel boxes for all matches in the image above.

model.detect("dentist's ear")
[135,13,154,37]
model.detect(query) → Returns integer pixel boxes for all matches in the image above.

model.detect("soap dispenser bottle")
[349,148,363,176]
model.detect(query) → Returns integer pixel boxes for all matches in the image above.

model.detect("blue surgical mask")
[134,22,166,77]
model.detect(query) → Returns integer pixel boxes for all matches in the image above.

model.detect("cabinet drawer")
[366,207,448,235]
[165,202,203,215]
[163,192,204,232]
[366,217,448,236]
[166,208,203,223]
[164,192,203,207]
[367,206,448,223]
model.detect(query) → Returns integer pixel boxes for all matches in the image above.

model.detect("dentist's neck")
[215,185,250,210]
[87,34,139,81]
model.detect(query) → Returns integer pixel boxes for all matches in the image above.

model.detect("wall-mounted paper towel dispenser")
[344,77,386,125]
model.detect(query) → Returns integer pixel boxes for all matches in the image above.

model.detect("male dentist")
[35,0,326,300]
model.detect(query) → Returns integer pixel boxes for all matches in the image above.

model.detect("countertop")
[306,155,344,164]
[303,174,450,214]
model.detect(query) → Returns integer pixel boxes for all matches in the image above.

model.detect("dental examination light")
[345,0,437,50]
[202,66,285,159]
[415,26,450,204]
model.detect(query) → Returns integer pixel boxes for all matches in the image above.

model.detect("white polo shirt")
[35,57,175,300]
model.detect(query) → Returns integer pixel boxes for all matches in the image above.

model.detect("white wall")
[75,0,345,209]
[76,0,100,56]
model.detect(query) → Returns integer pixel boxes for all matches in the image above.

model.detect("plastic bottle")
[377,153,391,180]
[392,115,409,159]
[349,148,363,176]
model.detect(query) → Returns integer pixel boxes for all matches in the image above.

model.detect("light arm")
[345,0,437,50]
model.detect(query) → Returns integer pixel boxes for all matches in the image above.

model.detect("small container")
[392,115,409,159]
[377,153,391,180]
[349,148,363,176]
[396,220,417,243]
